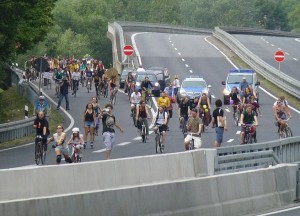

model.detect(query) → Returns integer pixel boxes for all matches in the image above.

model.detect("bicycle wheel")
[35,142,41,165]
[189,139,194,150]
[159,135,163,153]
[112,94,116,105]
[285,127,293,137]
[155,134,160,153]
[41,144,46,164]
[142,125,146,143]
[233,110,239,126]
[71,153,76,163]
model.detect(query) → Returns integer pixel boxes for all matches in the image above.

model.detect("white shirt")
[131,92,141,104]
[273,100,288,107]
[156,111,168,125]
[137,68,146,72]
[173,79,180,88]
[53,132,67,148]
[72,72,81,80]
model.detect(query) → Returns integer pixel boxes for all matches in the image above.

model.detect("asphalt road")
[1,32,300,169]
[233,34,300,80]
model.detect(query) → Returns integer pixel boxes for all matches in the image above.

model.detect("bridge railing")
[213,27,300,99]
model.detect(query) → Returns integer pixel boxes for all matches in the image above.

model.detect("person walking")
[57,77,70,110]
[83,103,96,149]
[100,104,124,160]
[212,99,227,147]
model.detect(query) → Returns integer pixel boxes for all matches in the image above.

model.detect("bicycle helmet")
[72,127,80,134]
[39,95,45,100]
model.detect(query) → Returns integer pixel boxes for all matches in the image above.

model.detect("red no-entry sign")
[123,45,134,56]
[275,51,285,63]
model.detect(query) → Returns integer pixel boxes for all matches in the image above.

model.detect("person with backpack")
[100,104,124,160]
[152,106,168,150]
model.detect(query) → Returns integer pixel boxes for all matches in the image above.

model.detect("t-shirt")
[141,81,152,89]
[157,97,170,108]
[213,108,224,127]
[85,70,93,77]
[155,111,168,125]
[189,101,198,110]
[131,92,141,104]
[179,102,189,116]
[34,118,49,135]
[53,132,67,148]
[102,113,116,133]
[187,117,202,133]
[242,110,256,124]
[60,80,69,95]
[72,72,80,80]
[230,92,239,103]
[54,71,63,80]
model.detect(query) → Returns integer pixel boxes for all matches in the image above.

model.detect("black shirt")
[230,92,239,103]
[60,80,69,95]
[213,108,224,127]
[102,113,116,133]
[189,101,198,110]
[141,81,152,89]
[179,102,189,116]
[34,117,49,135]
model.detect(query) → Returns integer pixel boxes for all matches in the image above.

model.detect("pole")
[127,56,130,67]
[38,58,42,95]
[278,62,281,71]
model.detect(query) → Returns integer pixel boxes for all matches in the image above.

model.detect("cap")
[242,77,246,80]
[39,95,45,100]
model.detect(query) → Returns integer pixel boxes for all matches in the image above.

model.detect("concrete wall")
[0,149,215,202]
[0,164,297,216]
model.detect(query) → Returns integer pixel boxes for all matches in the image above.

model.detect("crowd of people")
[30,58,293,164]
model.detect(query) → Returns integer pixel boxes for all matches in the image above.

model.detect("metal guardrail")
[215,136,300,174]
[214,27,300,99]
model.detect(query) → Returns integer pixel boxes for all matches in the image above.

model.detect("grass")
[231,55,300,109]
[0,86,64,150]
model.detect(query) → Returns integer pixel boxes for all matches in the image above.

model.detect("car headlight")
[154,82,159,87]
[136,82,141,87]
[223,88,230,95]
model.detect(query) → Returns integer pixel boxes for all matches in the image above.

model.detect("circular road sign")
[275,50,285,63]
[123,45,134,56]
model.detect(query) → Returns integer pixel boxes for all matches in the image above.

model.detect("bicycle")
[242,124,256,144]
[101,81,108,98]
[138,119,147,143]
[277,118,293,139]
[180,115,188,137]
[184,133,200,150]
[35,135,46,165]
[232,103,242,126]
[54,79,62,98]
[110,88,117,105]
[73,80,79,97]
[131,104,138,126]
[155,125,163,153]
[86,77,92,93]
[70,143,82,163]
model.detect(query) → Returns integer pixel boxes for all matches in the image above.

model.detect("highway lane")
[233,35,300,80]
[130,32,300,146]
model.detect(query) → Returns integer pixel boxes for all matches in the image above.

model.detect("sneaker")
[72,92,74,95]
[90,142,94,149]
[66,108,70,110]
[161,144,164,150]
[84,143,86,149]
[56,107,60,110]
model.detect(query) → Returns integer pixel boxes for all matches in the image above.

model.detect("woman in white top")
[47,124,72,164]
[173,75,180,97]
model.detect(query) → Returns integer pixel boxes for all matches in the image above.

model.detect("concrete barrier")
[0,164,296,216]
[0,149,215,202]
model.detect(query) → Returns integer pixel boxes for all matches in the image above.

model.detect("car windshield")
[156,73,164,80]
[136,74,157,82]
[182,80,206,88]
[228,74,253,84]
[121,69,132,77]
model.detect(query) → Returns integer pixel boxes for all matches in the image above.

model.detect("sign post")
[123,45,134,67]
[274,50,285,71]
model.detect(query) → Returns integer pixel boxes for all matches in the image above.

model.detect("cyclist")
[153,105,168,150]
[249,96,262,117]
[33,111,50,153]
[136,100,151,139]
[178,96,190,129]
[85,66,93,89]
[33,95,51,119]
[189,97,199,115]
[197,93,211,128]
[166,95,176,129]
[242,87,253,105]
[108,75,118,103]
[157,91,170,110]
[141,77,153,101]
[47,124,72,164]
[100,104,124,160]
[164,83,174,97]
[184,108,202,150]
[136,65,146,72]
[130,88,142,118]
[67,127,85,160]
[273,96,291,117]
[229,86,241,112]
[71,69,81,95]
[240,105,258,144]
[93,70,101,96]
[125,72,135,94]
[274,101,292,135]
[239,77,250,99]
[91,96,101,136]
[53,68,63,97]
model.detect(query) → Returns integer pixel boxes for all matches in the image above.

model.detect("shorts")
[103,132,115,150]
[215,127,224,143]
[55,145,69,155]
[168,109,173,118]
[84,121,94,127]
[184,135,202,149]
[155,124,167,133]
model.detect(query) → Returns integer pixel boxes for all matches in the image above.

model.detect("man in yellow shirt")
[157,91,170,110]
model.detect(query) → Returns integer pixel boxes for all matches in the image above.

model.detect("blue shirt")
[239,81,249,92]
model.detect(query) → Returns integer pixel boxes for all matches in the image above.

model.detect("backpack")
[155,111,166,124]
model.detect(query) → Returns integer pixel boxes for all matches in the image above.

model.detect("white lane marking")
[278,48,281,50]
[293,58,298,61]
[271,44,275,46]
[257,205,300,215]
[178,52,181,55]
[266,41,269,44]
[0,142,35,152]
[225,108,230,113]
[118,142,131,146]
[149,131,154,134]
[189,70,193,73]
[93,148,106,153]
[181,58,185,62]
[260,37,265,41]
[295,38,300,42]
[211,95,215,99]
[171,44,174,46]
[174,48,177,51]
[118,89,125,94]
[133,137,142,141]
[236,131,241,134]
[285,52,290,55]
[227,139,234,143]
[185,64,189,68]
[169,40,172,43]
[132,32,147,65]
